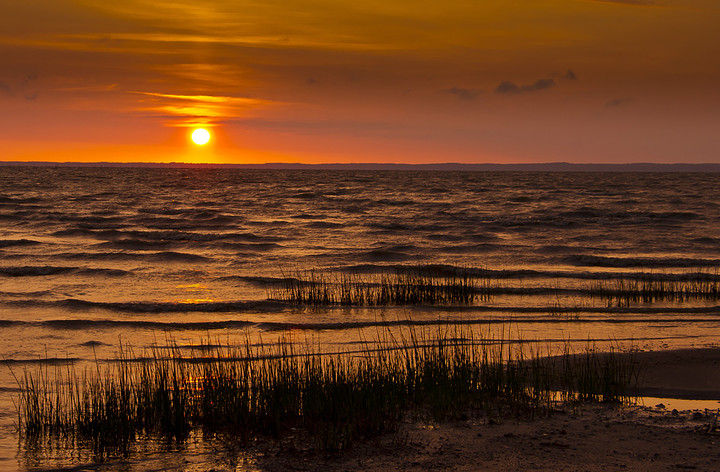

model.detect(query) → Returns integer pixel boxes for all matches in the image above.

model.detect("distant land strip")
[2,161,720,172]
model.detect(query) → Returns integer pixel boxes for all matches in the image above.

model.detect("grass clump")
[588,270,720,306]
[16,328,638,459]
[271,267,491,306]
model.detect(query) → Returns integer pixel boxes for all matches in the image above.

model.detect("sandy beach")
[630,348,720,401]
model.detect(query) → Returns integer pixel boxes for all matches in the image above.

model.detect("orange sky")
[1,0,719,164]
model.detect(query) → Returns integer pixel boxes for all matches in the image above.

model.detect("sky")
[1,0,719,164]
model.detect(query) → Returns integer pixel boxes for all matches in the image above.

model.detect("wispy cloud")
[0,81,14,98]
[495,78,555,94]
[133,91,264,105]
[0,75,39,100]
[88,33,396,52]
[131,91,271,125]
[523,79,555,92]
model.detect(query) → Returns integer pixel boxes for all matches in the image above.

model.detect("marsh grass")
[271,268,491,306]
[270,267,720,309]
[17,327,638,459]
[588,270,720,306]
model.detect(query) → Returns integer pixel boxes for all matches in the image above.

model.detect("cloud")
[0,79,38,100]
[133,91,263,105]
[495,78,555,94]
[130,91,270,125]
[0,81,14,97]
[445,87,482,101]
[495,81,520,94]
[605,97,633,107]
[522,78,555,92]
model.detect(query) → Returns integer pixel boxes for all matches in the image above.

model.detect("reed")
[271,267,492,306]
[16,327,638,459]
[587,270,720,306]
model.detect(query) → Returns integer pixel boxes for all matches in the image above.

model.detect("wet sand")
[276,406,720,472]
[631,348,720,400]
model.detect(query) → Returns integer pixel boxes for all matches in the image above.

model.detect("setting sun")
[191,128,211,145]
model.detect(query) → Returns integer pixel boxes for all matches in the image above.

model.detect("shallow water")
[636,396,720,412]
[2,167,720,469]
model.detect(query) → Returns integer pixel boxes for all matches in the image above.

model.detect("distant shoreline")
[2,161,720,172]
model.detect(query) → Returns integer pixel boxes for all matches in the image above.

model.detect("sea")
[2,166,720,470]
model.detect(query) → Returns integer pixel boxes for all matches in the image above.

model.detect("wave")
[95,239,177,250]
[439,243,503,254]
[367,222,412,231]
[214,242,284,252]
[3,314,718,337]
[42,319,255,330]
[0,357,81,365]
[128,215,241,230]
[0,265,75,277]
[222,232,287,243]
[291,191,320,200]
[306,221,346,229]
[537,245,581,254]
[372,243,418,252]
[87,229,286,246]
[45,214,127,228]
[220,275,298,285]
[483,209,703,229]
[363,249,412,262]
[51,228,99,238]
[693,237,720,245]
[0,265,130,278]
[246,219,293,227]
[5,298,286,313]
[59,251,210,263]
[425,234,465,242]
[0,238,41,248]
[76,268,131,277]
[95,229,223,242]
[79,340,110,347]
[564,254,720,268]
[291,212,324,220]
[0,196,42,204]
[0,290,53,298]
[556,209,701,221]
[372,198,418,207]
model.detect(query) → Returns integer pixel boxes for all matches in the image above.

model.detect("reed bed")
[17,328,638,459]
[587,271,720,306]
[271,267,720,308]
[271,268,492,305]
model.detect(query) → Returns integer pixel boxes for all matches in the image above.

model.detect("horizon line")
[2,161,720,172]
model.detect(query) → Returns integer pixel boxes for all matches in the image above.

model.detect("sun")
[191,128,211,145]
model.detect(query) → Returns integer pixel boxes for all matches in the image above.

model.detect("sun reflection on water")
[175,283,216,304]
